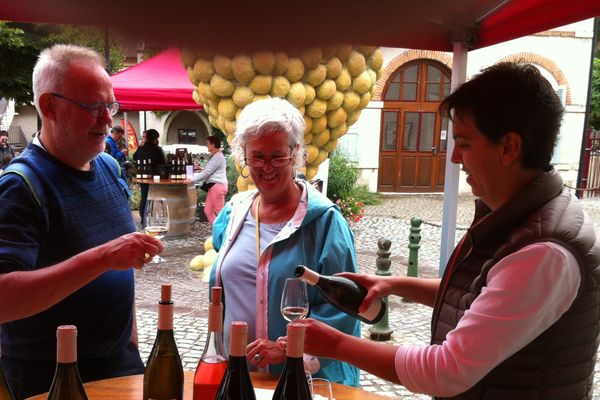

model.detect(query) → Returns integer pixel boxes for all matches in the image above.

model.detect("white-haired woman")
[209,98,360,386]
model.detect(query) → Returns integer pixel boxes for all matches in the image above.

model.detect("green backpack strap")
[1,162,49,230]
[97,152,132,198]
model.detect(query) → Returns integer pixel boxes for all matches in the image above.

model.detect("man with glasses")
[0,44,163,399]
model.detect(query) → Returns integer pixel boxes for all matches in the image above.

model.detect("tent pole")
[124,111,128,154]
[439,42,468,276]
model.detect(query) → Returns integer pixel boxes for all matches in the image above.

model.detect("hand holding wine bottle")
[295,265,386,324]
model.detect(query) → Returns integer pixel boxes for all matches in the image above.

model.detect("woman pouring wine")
[209,97,360,386]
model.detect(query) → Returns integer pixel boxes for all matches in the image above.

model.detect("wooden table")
[28,371,389,399]
[133,178,196,237]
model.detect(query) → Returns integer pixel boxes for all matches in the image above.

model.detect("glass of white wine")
[280,278,309,322]
[309,378,333,399]
[144,197,169,263]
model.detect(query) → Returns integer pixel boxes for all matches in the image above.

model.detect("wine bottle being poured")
[295,265,386,324]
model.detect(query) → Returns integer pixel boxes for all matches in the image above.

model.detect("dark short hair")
[207,135,221,149]
[144,129,160,142]
[0,130,8,137]
[439,62,564,170]
[110,126,124,135]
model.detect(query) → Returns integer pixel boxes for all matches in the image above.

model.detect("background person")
[301,62,600,399]
[133,129,166,227]
[0,44,163,399]
[188,135,228,225]
[0,130,15,170]
[209,98,360,386]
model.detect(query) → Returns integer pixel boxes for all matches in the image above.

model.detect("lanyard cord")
[255,196,261,263]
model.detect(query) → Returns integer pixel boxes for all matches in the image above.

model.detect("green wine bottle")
[215,321,256,400]
[143,284,184,400]
[47,325,88,400]
[272,323,312,400]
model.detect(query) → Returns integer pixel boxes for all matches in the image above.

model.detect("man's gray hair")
[32,44,105,115]
[233,97,305,171]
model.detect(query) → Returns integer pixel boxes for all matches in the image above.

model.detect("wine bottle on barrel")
[272,322,312,400]
[295,265,386,324]
[143,284,184,400]
[215,321,256,400]
[47,325,88,400]
[193,287,227,400]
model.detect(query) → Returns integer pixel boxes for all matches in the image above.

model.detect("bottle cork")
[229,321,248,357]
[56,325,78,364]
[209,287,223,332]
[286,322,305,358]
[158,284,174,330]
[161,284,172,303]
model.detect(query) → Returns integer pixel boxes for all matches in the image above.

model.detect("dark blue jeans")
[139,183,149,228]
[2,342,144,399]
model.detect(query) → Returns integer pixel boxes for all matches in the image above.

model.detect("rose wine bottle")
[143,284,184,400]
[215,322,256,400]
[271,322,312,400]
[193,287,227,400]
[295,265,386,324]
[47,325,88,400]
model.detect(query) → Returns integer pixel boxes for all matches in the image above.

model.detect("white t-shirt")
[395,242,581,397]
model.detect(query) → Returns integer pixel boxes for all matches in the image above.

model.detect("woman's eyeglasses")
[51,93,120,117]
[244,156,294,168]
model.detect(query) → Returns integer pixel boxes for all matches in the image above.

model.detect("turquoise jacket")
[210,180,360,386]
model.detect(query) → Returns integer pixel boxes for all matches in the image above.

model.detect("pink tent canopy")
[110,48,201,111]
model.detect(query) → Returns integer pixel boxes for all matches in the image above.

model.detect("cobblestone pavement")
[135,193,600,399]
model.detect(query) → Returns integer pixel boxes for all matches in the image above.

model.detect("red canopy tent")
[0,0,599,53]
[110,47,200,111]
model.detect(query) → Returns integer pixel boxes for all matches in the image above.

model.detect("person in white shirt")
[189,135,228,224]
[300,62,600,399]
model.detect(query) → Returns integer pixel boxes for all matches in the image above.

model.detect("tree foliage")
[0,22,125,105]
[590,58,600,130]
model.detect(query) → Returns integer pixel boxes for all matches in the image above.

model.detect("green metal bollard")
[369,238,393,341]
[407,217,422,277]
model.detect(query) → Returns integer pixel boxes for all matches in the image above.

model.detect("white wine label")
[359,300,381,322]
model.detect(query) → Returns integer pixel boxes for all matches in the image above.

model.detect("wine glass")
[280,278,309,322]
[309,378,333,399]
[144,197,169,263]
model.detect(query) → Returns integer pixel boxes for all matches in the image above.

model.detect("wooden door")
[378,61,450,192]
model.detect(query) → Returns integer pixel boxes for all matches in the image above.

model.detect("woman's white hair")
[232,97,306,171]
[32,44,105,115]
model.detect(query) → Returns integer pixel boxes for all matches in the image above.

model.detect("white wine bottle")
[215,322,256,400]
[295,265,386,324]
[143,284,184,400]
[271,322,312,400]
[193,287,227,400]
[47,325,88,400]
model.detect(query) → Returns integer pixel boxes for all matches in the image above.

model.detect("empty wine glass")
[280,278,309,322]
[309,378,333,399]
[144,197,169,263]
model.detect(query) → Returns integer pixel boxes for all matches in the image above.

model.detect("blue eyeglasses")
[51,93,120,117]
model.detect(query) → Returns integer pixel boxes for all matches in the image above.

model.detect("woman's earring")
[240,164,250,178]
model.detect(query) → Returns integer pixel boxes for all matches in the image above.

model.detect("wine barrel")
[148,182,196,237]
